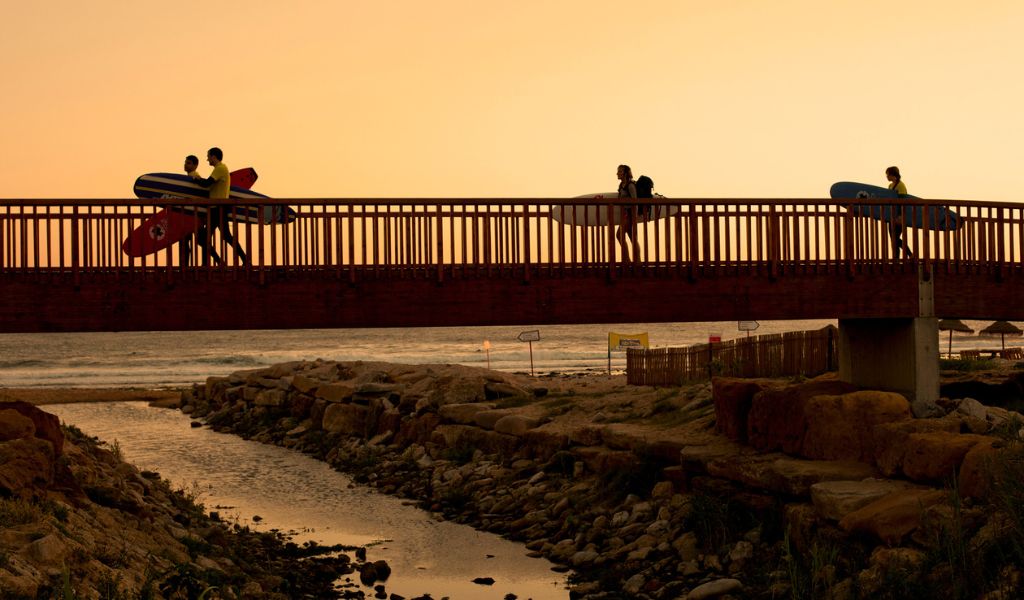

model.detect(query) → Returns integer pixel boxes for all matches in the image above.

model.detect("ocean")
[0,319,1012,389]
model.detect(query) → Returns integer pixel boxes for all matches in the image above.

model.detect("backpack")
[635,175,654,219]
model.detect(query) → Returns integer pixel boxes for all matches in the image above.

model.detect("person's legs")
[197,219,221,266]
[179,233,193,267]
[217,207,248,265]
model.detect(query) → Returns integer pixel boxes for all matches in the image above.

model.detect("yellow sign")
[608,332,649,351]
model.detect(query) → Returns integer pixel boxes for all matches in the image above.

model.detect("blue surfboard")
[829,182,961,231]
[133,173,296,224]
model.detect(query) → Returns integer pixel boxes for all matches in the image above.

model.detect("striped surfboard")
[133,173,295,224]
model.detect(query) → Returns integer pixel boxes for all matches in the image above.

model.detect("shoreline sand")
[0,387,182,406]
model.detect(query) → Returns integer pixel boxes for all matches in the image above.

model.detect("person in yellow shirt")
[885,166,912,258]
[192,147,248,265]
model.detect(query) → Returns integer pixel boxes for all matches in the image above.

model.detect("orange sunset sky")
[1,0,1022,202]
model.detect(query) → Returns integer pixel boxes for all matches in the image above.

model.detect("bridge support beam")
[837,265,939,405]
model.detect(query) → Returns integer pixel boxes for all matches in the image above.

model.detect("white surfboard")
[550,192,679,226]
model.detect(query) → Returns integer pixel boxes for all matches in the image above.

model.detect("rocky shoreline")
[0,400,402,599]
[174,360,1024,599]
[5,360,1024,599]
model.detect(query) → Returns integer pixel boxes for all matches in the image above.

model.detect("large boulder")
[900,432,991,483]
[712,378,777,442]
[800,391,911,462]
[322,404,368,436]
[747,379,858,453]
[438,402,496,425]
[493,415,542,437]
[0,437,56,496]
[958,438,1005,500]
[0,409,35,442]
[839,489,947,545]
[872,415,961,477]
[315,383,356,403]
[811,479,920,521]
[707,454,877,496]
[0,401,64,456]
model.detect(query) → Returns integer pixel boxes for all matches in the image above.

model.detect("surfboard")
[830,182,961,231]
[550,192,679,226]
[132,173,296,225]
[122,168,263,257]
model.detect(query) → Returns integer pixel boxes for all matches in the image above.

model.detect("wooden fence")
[626,325,838,386]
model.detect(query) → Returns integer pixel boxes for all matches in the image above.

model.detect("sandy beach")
[0,387,182,406]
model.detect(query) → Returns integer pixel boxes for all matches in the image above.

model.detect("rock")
[24,533,68,568]
[706,454,878,496]
[801,391,911,462]
[748,379,859,453]
[484,381,524,400]
[839,489,947,545]
[0,437,55,495]
[910,396,945,419]
[190,421,202,428]
[686,578,743,599]
[315,383,356,403]
[472,576,496,585]
[571,550,600,566]
[958,438,1004,499]
[651,481,675,500]
[901,432,991,483]
[289,374,322,394]
[623,573,646,595]
[956,398,990,421]
[322,403,368,435]
[872,415,961,477]
[568,426,604,447]
[711,378,777,442]
[473,409,514,430]
[0,401,64,456]
[439,403,496,424]
[811,479,920,521]
[0,409,36,441]
[493,415,541,437]
[254,389,286,407]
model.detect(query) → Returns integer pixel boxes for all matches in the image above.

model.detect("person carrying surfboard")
[179,155,201,267]
[616,164,641,263]
[192,147,249,266]
[885,166,913,258]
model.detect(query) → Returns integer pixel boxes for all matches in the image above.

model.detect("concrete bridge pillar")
[838,265,939,404]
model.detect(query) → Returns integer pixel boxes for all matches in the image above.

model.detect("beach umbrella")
[938,319,973,356]
[980,320,1023,351]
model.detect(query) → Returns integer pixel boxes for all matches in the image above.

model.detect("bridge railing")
[0,197,1020,283]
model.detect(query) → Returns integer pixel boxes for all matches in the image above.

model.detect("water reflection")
[49,401,570,599]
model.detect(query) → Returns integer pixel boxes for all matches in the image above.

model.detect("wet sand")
[0,387,181,406]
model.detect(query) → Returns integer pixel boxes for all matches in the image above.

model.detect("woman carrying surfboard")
[885,166,913,258]
[616,164,641,263]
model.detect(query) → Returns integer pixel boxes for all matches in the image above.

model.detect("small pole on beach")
[516,330,541,377]
[483,339,491,370]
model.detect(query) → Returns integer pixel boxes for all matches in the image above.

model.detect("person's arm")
[193,176,216,188]
[627,182,637,199]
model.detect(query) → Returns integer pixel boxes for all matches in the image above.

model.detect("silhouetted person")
[885,166,912,258]
[179,155,202,266]
[192,147,247,266]
[615,164,640,263]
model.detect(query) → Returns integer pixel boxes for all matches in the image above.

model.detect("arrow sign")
[738,321,760,332]
[517,330,541,342]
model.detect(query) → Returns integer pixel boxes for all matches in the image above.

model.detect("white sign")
[738,321,760,332]
[517,330,541,342]
[617,338,644,348]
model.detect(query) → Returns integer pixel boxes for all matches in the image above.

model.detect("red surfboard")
[121,168,258,257]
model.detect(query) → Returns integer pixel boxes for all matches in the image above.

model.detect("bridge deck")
[1,197,1021,332]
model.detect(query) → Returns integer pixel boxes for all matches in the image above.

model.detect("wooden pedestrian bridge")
[0,196,1021,333]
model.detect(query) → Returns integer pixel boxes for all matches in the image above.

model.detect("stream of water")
[48,401,570,599]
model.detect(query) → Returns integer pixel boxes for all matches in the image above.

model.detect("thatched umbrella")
[938,319,973,356]
[980,320,1023,351]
